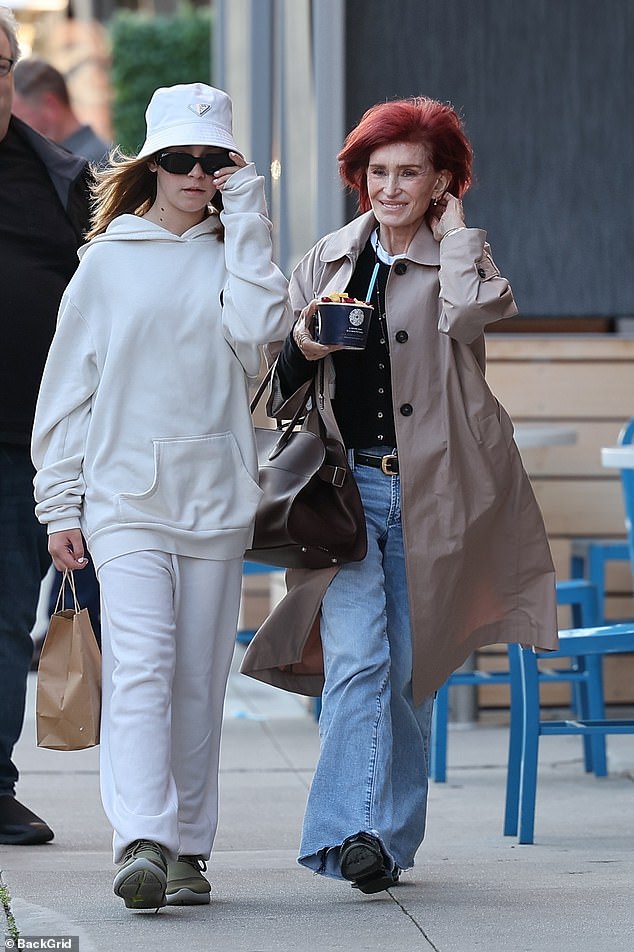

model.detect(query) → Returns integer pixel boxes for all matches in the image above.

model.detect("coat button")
[394,261,407,275]
[399,403,413,416]
[395,330,408,343]
[477,266,486,278]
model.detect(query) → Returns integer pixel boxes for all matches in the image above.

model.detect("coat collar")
[9,115,88,212]
[319,210,440,267]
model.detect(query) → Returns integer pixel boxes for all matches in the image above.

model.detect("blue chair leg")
[572,582,605,774]
[503,644,522,836]
[570,657,594,773]
[567,661,594,773]
[518,648,541,845]
[556,579,605,774]
[430,683,449,782]
[582,655,607,776]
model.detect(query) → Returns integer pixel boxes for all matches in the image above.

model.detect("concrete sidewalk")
[2,644,633,952]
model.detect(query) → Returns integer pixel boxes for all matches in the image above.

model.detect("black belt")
[353,451,399,475]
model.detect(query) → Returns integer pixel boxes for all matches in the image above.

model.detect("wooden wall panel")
[530,480,625,536]
[515,422,625,476]
[487,338,634,361]
[487,363,634,418]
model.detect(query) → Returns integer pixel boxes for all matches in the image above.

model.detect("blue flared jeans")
[298,451,434,879]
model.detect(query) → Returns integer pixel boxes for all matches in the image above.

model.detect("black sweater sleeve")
[275,331,315,400]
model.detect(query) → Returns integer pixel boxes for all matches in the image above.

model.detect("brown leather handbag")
[245,363,367,569]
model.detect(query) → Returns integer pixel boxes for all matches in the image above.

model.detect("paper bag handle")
[54,569,80,613]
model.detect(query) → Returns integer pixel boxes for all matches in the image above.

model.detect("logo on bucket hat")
[137,83,241,160]
[188,102,212,117]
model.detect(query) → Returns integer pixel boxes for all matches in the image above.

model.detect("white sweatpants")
[97,550,243,863]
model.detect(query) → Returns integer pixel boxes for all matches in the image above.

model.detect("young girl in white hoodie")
[31,83,292,910]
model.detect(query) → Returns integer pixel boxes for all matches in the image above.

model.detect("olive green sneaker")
[166,854,211,905]
[113,839,167,910]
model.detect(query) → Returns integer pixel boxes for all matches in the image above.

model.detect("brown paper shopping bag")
[36,569,101,750]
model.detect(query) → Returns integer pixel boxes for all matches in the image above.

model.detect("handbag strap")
[250,359,316,459]
[250,357,348,487]
[313,360,345,444]
[249,361,277,415]
[311,362,350,488]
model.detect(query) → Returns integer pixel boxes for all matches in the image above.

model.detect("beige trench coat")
[241,212,558,704]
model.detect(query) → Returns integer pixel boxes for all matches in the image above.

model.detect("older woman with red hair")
[242,97,557,894]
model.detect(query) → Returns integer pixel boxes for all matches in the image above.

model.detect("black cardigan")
[276,240,397,450]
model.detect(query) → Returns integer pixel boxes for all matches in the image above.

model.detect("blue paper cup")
[316,301,373,350]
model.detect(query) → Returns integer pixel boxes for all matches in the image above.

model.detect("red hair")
[338,97,473,213]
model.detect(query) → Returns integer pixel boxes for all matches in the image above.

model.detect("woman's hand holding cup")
[293,300,344,361]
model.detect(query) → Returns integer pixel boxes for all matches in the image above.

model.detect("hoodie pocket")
[116,433,262,532]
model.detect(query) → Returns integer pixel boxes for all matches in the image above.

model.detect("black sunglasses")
[155,150,236,176]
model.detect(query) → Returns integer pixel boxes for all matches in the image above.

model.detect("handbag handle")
[54,569,80,613]
[250,360,316,460]
[251,357,347,472]
[249,361,277,415]
[251,357,352,494]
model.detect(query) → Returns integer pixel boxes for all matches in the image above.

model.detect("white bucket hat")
[137,82,241,160]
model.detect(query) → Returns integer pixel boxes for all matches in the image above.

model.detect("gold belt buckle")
[381,454,398,475]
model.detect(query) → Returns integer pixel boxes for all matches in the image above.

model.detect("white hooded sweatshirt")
[32,163,292,570]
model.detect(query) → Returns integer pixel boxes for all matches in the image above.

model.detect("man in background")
[13,56,110,165]
[0,6,92,845]
[14,55,105,640]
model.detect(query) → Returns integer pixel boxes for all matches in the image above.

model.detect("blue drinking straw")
[365,262,380,303]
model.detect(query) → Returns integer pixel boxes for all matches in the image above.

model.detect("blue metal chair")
[569,417,634,623]
[507,624,634,844]
[506,450,634,844]
[430,579,602,786]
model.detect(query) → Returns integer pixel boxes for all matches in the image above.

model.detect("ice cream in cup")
[316,293,374,350]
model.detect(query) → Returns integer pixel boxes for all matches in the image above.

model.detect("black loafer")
[352,865,401,894]
[340,833,397,894]
[0,796,54,845]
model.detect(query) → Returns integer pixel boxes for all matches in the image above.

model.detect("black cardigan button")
[399,403,413,416]
[395,330,408,343]
[394,261,408,275]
